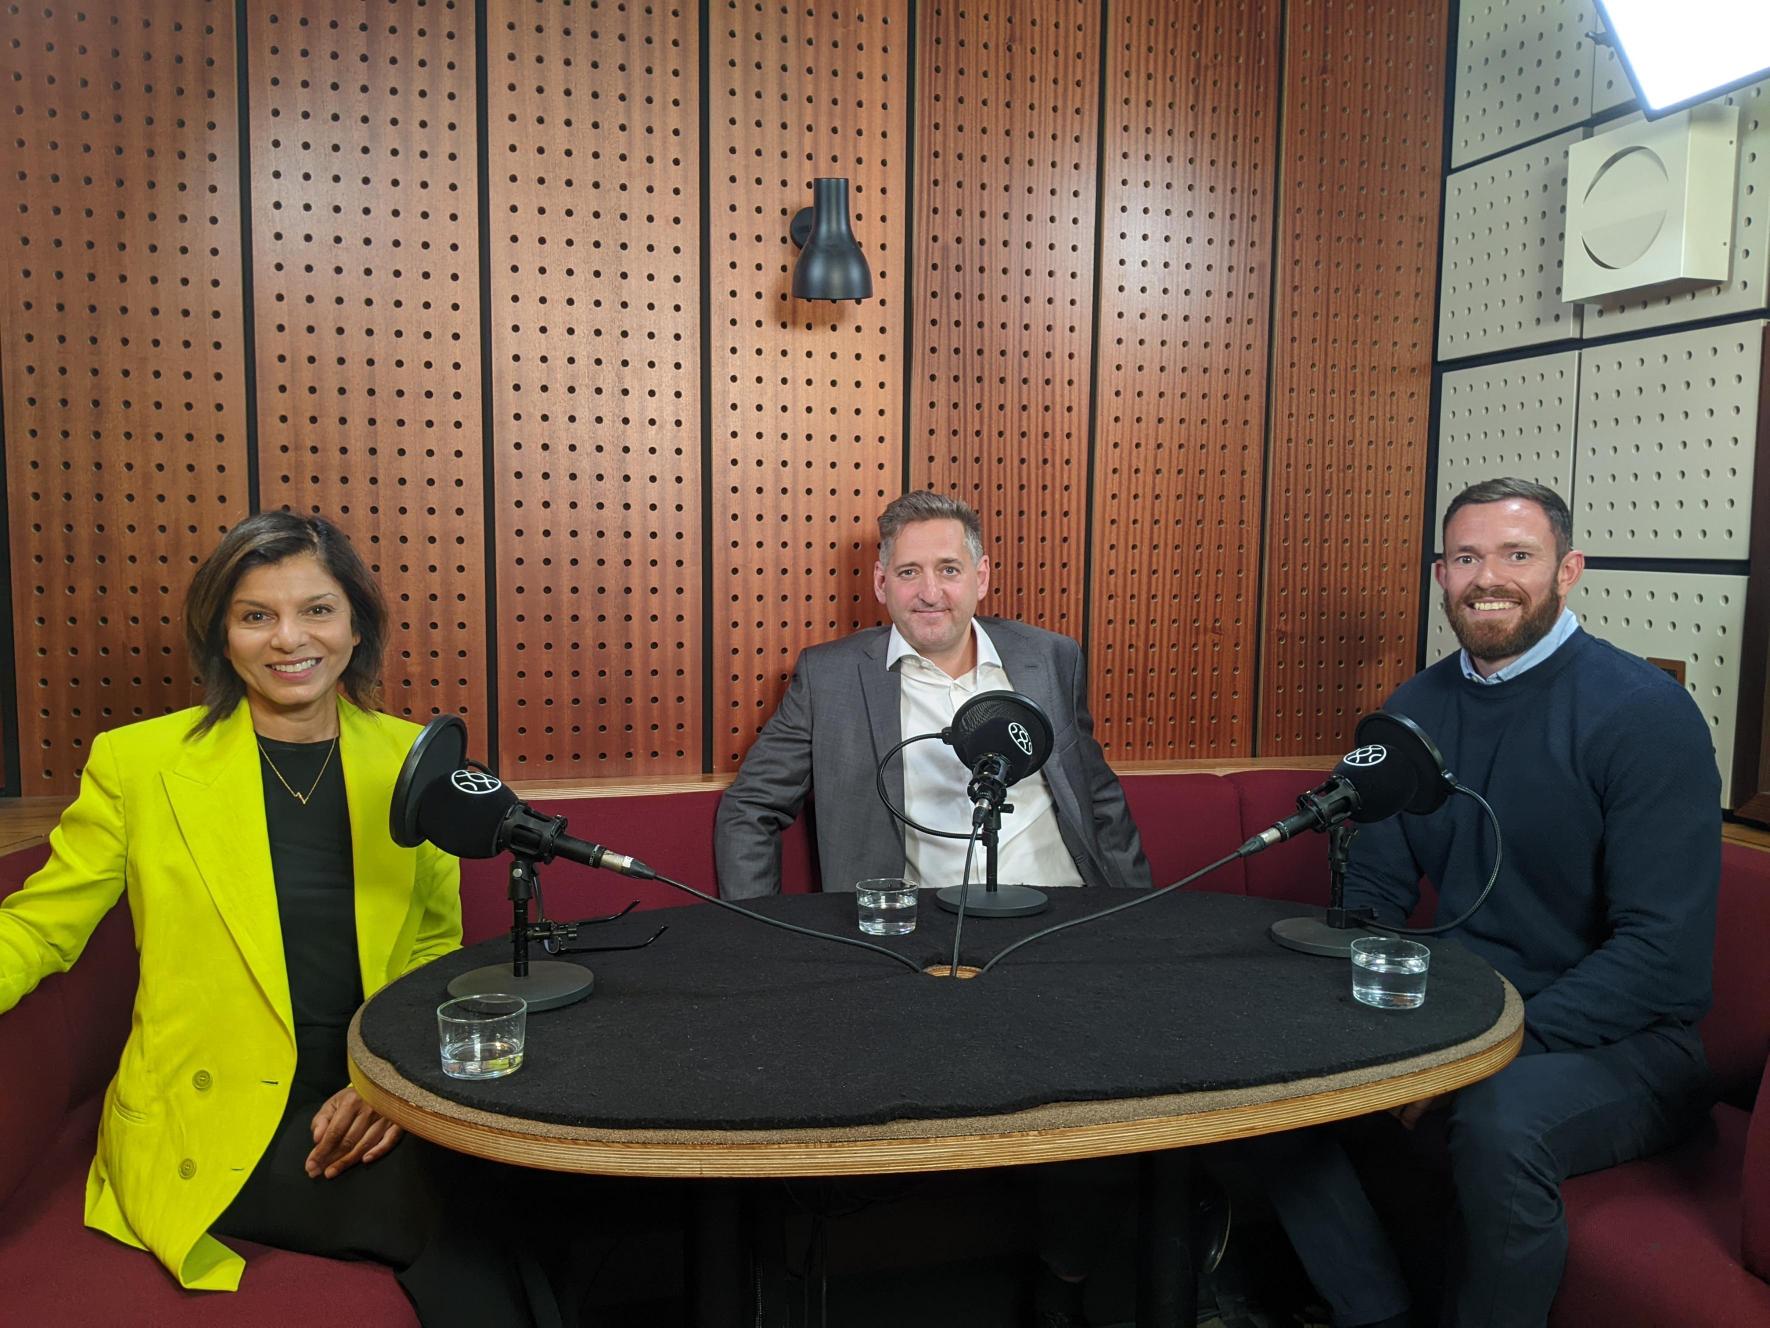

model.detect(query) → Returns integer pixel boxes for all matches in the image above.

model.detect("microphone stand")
[933,792,1051,918]
[1269,822,1377,957]
[445,854,599,1011]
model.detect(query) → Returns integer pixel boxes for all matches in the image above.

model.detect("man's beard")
[1442,587,1564,667]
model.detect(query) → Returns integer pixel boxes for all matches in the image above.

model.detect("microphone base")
[1269,914,1370,958]
[933,882,1050,918]
[447,960,595,1012]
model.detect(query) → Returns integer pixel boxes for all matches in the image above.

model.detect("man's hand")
[306,1086,403,1179]
[1391,1092,1451,1129]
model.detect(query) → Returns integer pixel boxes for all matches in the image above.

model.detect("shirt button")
[192,1070,212,1091]
[178,1158,197,1180]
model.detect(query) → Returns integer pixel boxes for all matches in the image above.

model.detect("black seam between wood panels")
[699,0,715,773]
[1080,0,1110,670]
[474,0,501,764]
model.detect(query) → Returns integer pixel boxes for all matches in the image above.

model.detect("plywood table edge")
[349,983,1523,1177]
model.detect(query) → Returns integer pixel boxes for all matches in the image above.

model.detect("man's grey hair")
[1442,477,1573,560]
[877,490,985,565]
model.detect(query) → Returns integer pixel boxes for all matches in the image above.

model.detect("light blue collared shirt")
[1458,606,1580,685]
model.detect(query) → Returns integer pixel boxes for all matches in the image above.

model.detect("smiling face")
[873,517,990,677]
[225,551,361,739]
[1436,497,1584,677]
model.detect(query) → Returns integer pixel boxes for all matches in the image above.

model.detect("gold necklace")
[257,736,338,807]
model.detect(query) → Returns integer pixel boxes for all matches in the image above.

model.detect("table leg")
[686,1181,750,1328]
[1136,1148,1198,1328]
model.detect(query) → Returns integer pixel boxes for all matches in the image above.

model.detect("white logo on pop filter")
[1008,721,1034,757]
[1343,744,1387,768]
[451,769,504,795]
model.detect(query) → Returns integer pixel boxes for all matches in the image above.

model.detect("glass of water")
[855,877,917,936]
[1350,937,1430,1010]
[437,993,527,1079]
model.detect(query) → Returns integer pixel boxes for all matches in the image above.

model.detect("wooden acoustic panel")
[1088,0,1281,759]
[709,0,909,768]
[1258,0,1448,754]
[911,0,1101,638]
[0,1,249,792]
[248,0,488,729]
[488,0,701,777]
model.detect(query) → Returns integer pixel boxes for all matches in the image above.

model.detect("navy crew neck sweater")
[1343,627,1720,1053]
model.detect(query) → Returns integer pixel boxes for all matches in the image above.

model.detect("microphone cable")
[873,732,984,844]
[978,850,1245,974]
[1363,779,1505,938]
[642,870,924,973]
[949,822,984,978]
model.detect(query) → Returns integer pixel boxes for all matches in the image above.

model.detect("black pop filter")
[417,767,521,859]
[1342,710,1451,821]
[389,714,467,848]
[945,690,1054,786]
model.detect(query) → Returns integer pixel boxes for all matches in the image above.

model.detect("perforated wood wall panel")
[1575,323,1764,560]
[488,1,700,776]
[1086,0,1279,759]
[1580,82,1770,338]
[708,0,909,767]
[910,0,1099,638]
[0,2,248,792]
[1439,129,1583,360]
[1260,0,1447,755]
[247,1,487,729]
[1451,0,1595,169]
[1423,571,1745,802]
[1433,351,1579,540]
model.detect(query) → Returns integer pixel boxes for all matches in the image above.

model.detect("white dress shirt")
[888,620,1086,890]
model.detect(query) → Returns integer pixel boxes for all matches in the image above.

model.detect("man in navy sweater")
[1259,478,1719,1328]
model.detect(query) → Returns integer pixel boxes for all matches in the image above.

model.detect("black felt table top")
[357,889,1504,1131]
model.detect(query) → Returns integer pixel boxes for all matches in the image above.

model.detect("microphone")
[944,690,1055,811]
[1239,711,1451,857]
[415,768,655,879]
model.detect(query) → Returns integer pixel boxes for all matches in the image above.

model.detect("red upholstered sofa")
[2,767,1765,1323]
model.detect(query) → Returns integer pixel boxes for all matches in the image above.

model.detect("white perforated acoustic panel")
[1591,39,1634,115]
[1581,82,1770,336]
[1451,0,1595,168]
[1575,323,1764,559]
[1572,570,1745,803]
[1440,130,1585,360]
[1422,569,1744,803]
[1434,351,1579,536]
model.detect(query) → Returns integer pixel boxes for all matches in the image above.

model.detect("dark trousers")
[214,1096,563,1328]
[1242,1026,1709,1328]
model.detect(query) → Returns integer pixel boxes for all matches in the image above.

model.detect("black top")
[1342,629,1720,1056]
[260,734,360,1103]
[358,890,1506,1132]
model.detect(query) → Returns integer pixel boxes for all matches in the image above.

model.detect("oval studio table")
[350,888,1522,1327]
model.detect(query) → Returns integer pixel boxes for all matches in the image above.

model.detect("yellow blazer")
[0,698,460,1291]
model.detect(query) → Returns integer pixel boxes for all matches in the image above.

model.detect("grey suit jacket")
[714,617,1151,899]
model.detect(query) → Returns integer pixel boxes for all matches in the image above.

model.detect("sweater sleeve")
[1340,813,1424,927]
[1522,684,1720,1051]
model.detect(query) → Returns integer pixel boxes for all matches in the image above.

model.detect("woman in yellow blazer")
[0,513,550,1326]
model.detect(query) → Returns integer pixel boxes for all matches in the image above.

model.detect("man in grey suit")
[713,490,1155,1327]
[715,489,1150,900]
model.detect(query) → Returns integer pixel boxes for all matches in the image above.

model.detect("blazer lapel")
[990,620,1094,863]
[342,701,414,992]
[857,631,905,816]
[161,704,291,1030]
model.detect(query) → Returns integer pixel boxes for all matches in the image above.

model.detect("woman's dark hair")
[183,511,387,735]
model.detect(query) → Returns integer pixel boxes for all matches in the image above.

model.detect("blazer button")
[178,1158,197,1180]
[192,1070,213,1091]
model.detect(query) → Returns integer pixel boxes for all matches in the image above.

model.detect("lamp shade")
[791,177,873,302]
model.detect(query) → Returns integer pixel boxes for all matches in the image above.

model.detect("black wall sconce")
[790,177,873,302]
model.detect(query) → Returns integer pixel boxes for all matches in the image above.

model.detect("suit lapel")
[342,702,413,992]
[856,631,905,816]
[161,704,291,1030]
[989,620,1096,872]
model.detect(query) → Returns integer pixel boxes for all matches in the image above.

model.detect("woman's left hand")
[306,1086,403,1179]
